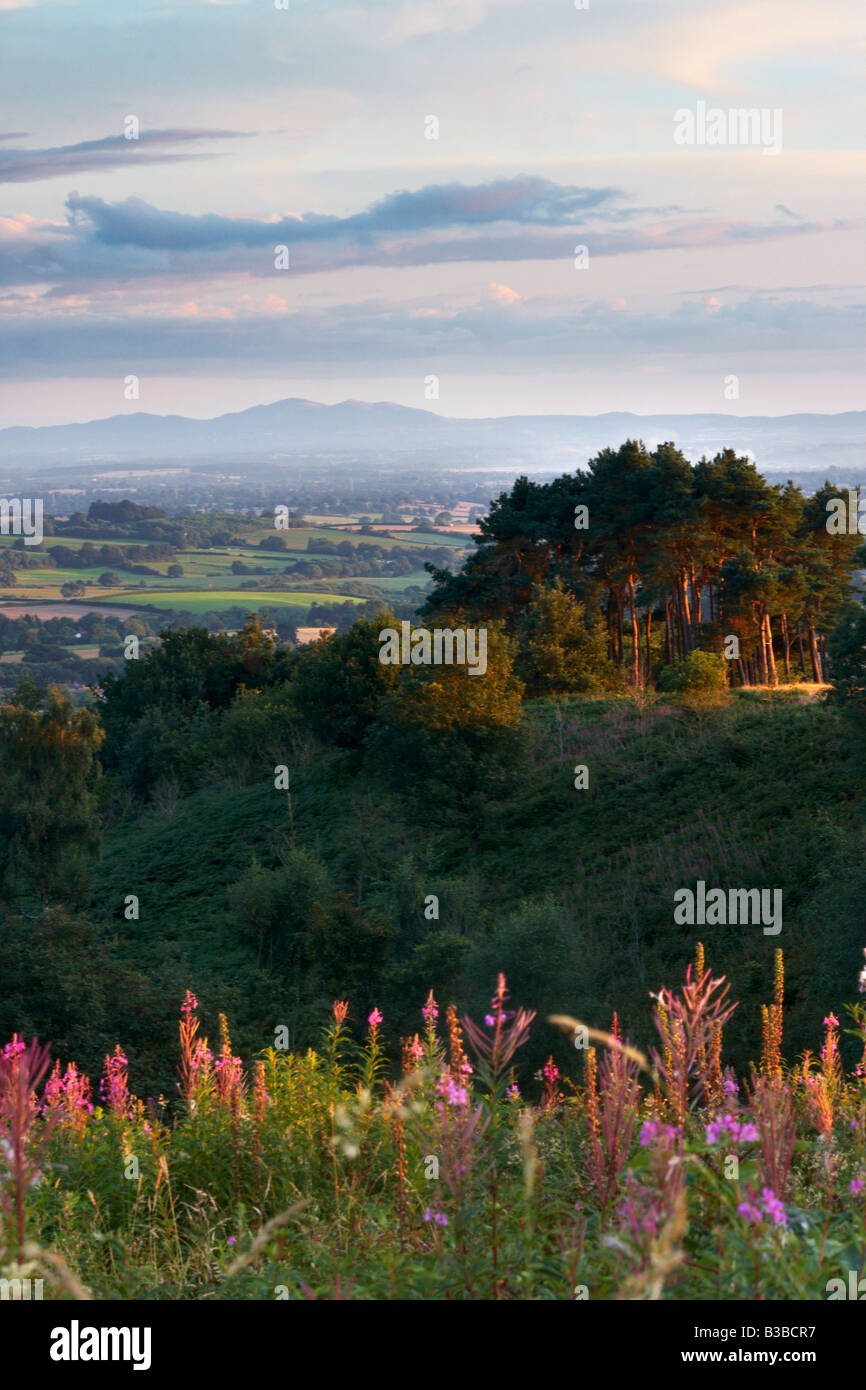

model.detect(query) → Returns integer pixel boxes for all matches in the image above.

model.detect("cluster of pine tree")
[422,443,862,688]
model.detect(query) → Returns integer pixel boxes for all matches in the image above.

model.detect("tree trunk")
[808,625,823,683]
[796,620,808,678]
[763,612,777,686]
[628,576,640,685]
[680,573,693,653]
[780,612,791,682]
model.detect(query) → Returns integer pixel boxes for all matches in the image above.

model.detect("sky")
[0,0,865,425]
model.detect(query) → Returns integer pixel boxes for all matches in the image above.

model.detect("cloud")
[64,177,625,251]
[383,0,520,43]
[0,129,253,184]
[485,282,521,304]
[2,290,864,378]
[0,175,849,306]
[608,0,866,90]
[0,179,826,293]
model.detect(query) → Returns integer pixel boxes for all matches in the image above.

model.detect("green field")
[115,588,367,613]
[0,516,454,617]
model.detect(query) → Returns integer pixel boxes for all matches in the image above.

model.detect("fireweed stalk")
[462,973,535,1297]
[0,1036,57,1261]
[651,962,737,1122]
[583,1023,643,1223]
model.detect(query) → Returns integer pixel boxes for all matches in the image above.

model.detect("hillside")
[55,690,863,1099]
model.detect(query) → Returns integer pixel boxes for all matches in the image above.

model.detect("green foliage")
[291,614,398,749]
[657,649,728,695]
[515,580,617,696]
[0,680,103,904]
[98,617,296,792]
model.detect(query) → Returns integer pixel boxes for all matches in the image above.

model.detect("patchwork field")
[114,588,367,613]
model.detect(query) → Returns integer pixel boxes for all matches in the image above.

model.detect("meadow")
[3,952,865,1301]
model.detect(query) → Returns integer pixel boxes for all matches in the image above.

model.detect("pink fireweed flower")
[706,1114,759,1145]
[850,1178,865,1196]
[368,1007,383,1029]
[639,1119,680,1148]
[422,993,439,1025]
[738,1201,762,1224]
[435,1072,468,1108]
[100,1045,131,1120]
[543,1058,560,1083]
[824,1014,839,1029]
[42,1060,94,1131]
[506,1083,519,1100]
[639,1120,660,1148]
[180,991,198,1015]
[762,1187,787,1226]
[484,1015,496,1028]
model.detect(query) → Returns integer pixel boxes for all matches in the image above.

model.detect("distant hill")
[3,398,866,472]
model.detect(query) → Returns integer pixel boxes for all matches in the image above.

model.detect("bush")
[657,649,728,696]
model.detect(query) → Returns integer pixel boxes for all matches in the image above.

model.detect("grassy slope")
[89,692,866,1090]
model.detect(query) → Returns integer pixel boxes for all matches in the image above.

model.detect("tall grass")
[2,948,865,1300]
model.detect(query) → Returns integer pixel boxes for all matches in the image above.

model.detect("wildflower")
[484,1015,496,1028]
[100,1045,131,1120]
[422,993,439,1025]
[435,1072,467,1108]
[506,1083,519,1100]
[333,1001,349,1025]
[824,1013,839,1029]
[761,1187,787,1226]
[705,1113,759,1145]
[639,1119,660,1147]
[543,1058,560,1083]
[724,1076,739,1096]
[738,1201,762,1224]
[180,991,198,1015]
[368,1007,383,1029]
[850,1179,864,1196]
[423,1207,448,1226]
[227,1236,237,1246]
